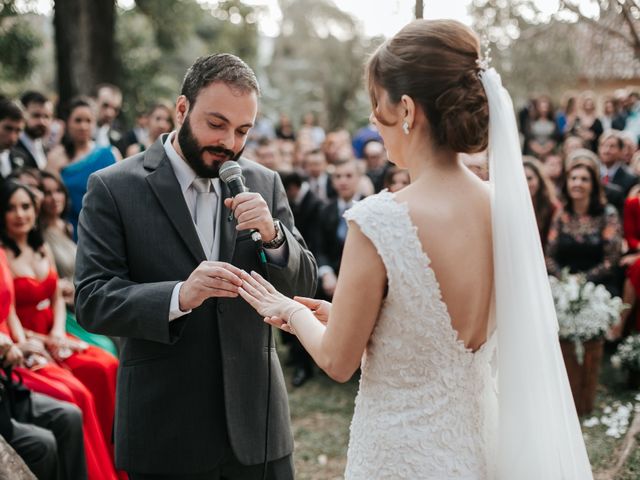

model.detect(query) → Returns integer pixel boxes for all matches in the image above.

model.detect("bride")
[239,19,593,479]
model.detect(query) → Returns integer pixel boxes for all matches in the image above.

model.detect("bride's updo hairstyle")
[367,19,489,154]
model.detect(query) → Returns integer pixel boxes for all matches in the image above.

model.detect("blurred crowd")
[1,83,640,477]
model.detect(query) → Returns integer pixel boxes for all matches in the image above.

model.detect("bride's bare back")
[395,166,493,352]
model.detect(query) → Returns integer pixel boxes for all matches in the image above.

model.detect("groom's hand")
[179,261,244,311]
[224,193,276,242]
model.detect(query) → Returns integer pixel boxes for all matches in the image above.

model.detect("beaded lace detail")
[343,191,495,480]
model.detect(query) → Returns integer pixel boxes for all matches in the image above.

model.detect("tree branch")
[560,1,636,49]
[620,0,640,56]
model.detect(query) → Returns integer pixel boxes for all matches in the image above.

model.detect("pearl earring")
[402,121,410,135]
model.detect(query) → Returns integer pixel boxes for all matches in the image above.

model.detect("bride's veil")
[481,68,593,479]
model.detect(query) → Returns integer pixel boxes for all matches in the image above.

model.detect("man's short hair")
[600,129,624,150]
[0,99,24,122]
[279,171,303,190]
[180,53,260,108]
[20,91,49,108]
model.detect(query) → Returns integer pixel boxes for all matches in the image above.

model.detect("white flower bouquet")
[611,335,640,371]
[549,269,625,364]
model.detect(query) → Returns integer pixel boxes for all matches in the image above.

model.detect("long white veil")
[482,68,593,479]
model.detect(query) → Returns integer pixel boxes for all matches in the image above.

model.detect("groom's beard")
[178,114,244,178]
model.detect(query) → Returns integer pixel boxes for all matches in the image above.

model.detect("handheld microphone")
[219,161,262,244]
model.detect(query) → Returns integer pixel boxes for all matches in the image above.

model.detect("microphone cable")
[254,236,272,480]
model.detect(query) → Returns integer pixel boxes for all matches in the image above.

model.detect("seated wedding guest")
[620,130,638,166]
[125,102,173,157]
[6,168,43,207]
[12,91,53,171]
[0,234,118,479]
[254,137,281,171]
[523,95,561,158]
[630,150,640,177]
[299,111,325,148]
[275,113,295,141]
[568,92,604,152]
[38,171,117,356]
[562,135,585,158]
[304,148,336,203]
[546,150,623,295]
[279,171,322,386]
[383,166,411,193]
[278,139,296,172]
[541,152,564,199]
[1,181,119,456]
[46,97,121,239]
[362,140,391,193]
[460,151,488,181]
[0,99,25,180]
[610,189,640,339]
[317,158,363,299]
[0,329,86,480]
[599,129,638,214]
[523,157,559,249]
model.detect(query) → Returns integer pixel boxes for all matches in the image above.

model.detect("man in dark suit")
[0,99,26,179]
[280,171,323,386]
[93,83,126,155]
[599,130,638,214]
[12,91,53,171]
[75,54,317,479]
[316,158,362,299]
[304,148,336,203]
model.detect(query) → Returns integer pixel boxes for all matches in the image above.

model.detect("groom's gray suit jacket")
[74,137,318,474]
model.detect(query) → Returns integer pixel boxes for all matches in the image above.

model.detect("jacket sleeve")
[265,171,318,298]
[74,173,186,344]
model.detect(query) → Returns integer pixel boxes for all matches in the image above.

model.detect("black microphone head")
[219,161,243,184]
[219,161,247,196]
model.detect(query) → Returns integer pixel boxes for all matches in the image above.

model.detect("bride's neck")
[404,139,460,183]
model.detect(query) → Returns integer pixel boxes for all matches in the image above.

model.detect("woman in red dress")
[613,190,640,338]
[0,181,119,479]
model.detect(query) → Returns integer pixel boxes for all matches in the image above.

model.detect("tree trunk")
[415,0,424,19]
[53,0,117,109]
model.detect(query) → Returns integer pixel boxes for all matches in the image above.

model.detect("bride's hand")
[239,270,301,322]
[293,296,331,326]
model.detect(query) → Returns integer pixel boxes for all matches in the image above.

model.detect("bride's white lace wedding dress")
[343,191,497,480]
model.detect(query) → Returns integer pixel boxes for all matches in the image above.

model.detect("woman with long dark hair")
[545,149,622,294]
[1,181,119,460]
[523,157,559,249]
[46,97,120,239]
[39,172,118,356]
[0,181,118,479]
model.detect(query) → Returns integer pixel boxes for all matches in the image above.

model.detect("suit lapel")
[218,180,238,264]
[145,141,207,264]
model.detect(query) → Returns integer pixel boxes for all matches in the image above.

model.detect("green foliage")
[115,0,259,125]
[265,0,382,131]
[0,0,41,87]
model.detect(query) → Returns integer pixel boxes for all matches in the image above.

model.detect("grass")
[281,344,640,480]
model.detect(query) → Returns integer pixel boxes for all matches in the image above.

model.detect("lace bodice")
[343,191,496,480]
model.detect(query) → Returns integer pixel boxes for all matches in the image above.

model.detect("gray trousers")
[9,392,87,480]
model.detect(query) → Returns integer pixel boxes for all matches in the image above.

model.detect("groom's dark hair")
[181,53,260,108]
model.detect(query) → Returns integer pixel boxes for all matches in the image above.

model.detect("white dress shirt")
[19,132,47,169]
[0,150,11,178]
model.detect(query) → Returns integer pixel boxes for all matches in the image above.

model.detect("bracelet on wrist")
[285,306,308,333]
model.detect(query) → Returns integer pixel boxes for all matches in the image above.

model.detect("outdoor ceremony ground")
[282,345,640,480]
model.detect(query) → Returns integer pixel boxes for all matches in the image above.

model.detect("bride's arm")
[240,222,386,382]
